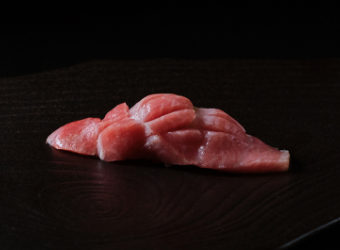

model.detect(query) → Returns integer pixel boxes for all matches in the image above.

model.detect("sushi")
[47,94,290,173]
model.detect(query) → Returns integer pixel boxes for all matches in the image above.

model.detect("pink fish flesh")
[47,94,290,173]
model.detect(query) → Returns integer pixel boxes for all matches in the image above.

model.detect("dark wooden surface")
[0,59,339,249]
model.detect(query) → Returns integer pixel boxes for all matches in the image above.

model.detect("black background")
[1,2,340,77]
[1,2,340,249]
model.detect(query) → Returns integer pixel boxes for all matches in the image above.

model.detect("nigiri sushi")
[47,94,290,173]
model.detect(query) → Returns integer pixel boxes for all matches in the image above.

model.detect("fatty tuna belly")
[240,136,290,173]
[46,118,101,156]
[97,118,146,162]
[130,93,193,122]
[198,131,290,173]
[145,109,196,136]
[192,107,246,136]
[139,129,202,166]
[102,103,129,122]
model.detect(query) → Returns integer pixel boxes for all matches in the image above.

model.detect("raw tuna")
[47,93,290,173]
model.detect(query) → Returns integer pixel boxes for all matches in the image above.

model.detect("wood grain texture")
[0,59,340,249]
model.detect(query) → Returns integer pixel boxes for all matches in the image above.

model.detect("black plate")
[1,59,340,249]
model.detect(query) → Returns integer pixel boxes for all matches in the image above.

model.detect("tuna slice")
[47,93,290,173]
